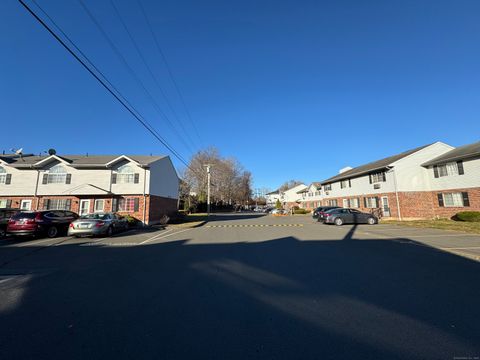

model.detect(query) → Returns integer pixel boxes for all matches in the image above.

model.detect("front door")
[381,197,391,217]
[20,200,32,210]
[79,200,90,216]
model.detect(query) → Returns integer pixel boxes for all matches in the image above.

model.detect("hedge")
[294,209,308,214]
[454,211,480,222]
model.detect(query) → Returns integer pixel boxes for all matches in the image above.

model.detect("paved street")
[1,213,480,360]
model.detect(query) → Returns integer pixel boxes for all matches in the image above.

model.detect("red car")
[7,210,79,238]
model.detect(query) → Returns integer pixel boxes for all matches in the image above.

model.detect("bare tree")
[279,180,304,192]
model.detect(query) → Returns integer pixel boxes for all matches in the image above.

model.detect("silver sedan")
[68,212,128,237]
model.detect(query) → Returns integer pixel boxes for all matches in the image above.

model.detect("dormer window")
[44,164,69,184]
[433,161,464,178]
[112,164,139,184]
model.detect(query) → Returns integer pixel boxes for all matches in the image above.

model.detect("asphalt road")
[1,213,479,360]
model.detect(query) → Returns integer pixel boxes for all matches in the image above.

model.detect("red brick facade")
[320,187,480,220]
[0,194,178,225]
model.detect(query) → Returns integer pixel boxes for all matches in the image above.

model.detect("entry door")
[79,200,90,216]
[381,197,390,217]
[20,200,32,210]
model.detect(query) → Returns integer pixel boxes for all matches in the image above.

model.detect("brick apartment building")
[0,153,179,225]
[318,141,480,220]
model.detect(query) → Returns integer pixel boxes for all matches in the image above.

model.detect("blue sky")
[1,0,479,190]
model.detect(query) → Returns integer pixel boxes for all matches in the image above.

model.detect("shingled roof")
[321,144,433,185]
[422,141,480,167]
[0,154,166,168]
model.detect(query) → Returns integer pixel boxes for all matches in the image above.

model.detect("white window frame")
[47,164,67,184]
[443,192,464,207]
[365,197,378,208]
[46,199,70,210]
[437,162,459,178]
[118,197,135,212]
[324,184,332,191]
[20,199,32,210]
[94,199,105,212]
[0,199,7,208]
[0,166,6,184]
[115,165,135,184]
[370,172,386,184]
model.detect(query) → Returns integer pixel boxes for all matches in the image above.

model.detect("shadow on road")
[0,227,479,360]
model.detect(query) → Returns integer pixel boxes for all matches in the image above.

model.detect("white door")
[381,197,390,217]
[79,200,90,216]
[20,200,32,210]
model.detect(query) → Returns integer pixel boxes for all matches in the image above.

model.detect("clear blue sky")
[1,0,479,190]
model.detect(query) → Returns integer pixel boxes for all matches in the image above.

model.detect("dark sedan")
[324,208,377,226]
[315,206,340,222]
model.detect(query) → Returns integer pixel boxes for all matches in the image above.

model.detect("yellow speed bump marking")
[206,224,304,228]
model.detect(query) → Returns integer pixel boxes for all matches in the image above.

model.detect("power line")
[136,0,203,146]
[108,0,198,151]
[19,0,190,168]
[77,0,195,156]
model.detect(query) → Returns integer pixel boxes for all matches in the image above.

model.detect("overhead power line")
[77,0,195,156]
[20,0,190,168]
[108,0,198,151]
[136,0,203,146]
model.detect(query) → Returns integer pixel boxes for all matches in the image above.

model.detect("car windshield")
[80,213,110,220]
[11,212,36,220]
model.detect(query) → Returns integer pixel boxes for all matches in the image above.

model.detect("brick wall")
[0,196,38,210]
[146,195,178,225]
[431,187,480,219]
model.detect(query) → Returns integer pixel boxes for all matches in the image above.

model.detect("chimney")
[339,166,353,174]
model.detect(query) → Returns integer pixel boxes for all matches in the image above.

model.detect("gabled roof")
[0,154,166,169]
[422,141,480,167]
[266,189,280,195]
[321,144,433,184]
[296,188,309,194]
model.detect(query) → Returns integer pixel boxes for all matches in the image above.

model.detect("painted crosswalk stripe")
[206,224,304,228]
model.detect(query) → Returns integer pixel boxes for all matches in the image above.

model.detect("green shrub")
[294,209,308,214]
[454,211,480,222]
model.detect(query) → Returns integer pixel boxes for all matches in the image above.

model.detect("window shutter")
[44,199,50,210]
[6,199,12,208]
[134,198,139,212]
[369,174,372,184]
[111,173,117,184]
[112,198,118,212]
[382,172,386,182]
[348,179,351,187]
[437,193,444,207]
[363,197,367,208]
[42,174,48,184]
[65,199,72,210]
[65,174,72,184]
[462,192,470,207]
[457,161,464,175]
[375,197,380,208]
[433,166,439,178]
[134,173,140,184]
[5,174,11,185]
[357,198,361,208]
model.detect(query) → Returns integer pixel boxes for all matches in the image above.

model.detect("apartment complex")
[0,153,179,224]
[317,141,480,220]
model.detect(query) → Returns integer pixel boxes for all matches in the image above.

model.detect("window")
[327,199,338,206]
[0,199,7,208]
[434,161,463,178]
[47,164,67,184]
[115,165,135,184]
[0,167,6,184]
[340,179,351,189]
[117,197,139,212]
[343,199,348,208]
[44,198,71,210]
[324,184,332,191]
[369,171,386,184]
[343,198,360,208]
[364,197,379,208]
[441,192,467,207]
[94,199,105,212]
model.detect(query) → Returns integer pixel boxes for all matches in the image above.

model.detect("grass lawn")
[382,219,480,234]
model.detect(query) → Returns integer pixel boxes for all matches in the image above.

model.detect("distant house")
[320,141,480,219]
[0,153,179,225]
[280,184,307,210]
[298,182,322,210]
[265,189,281,207]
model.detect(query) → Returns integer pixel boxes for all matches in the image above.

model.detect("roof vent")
[339,166,353,174]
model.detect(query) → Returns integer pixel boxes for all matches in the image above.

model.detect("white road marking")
[15,237,67,247]
[140,228,192,245]
[440,246,480,250]
[138,229,174,244]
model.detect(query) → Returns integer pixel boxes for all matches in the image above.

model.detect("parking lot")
[1,213,480,359]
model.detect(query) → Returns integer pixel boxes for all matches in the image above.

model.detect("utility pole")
[204,164,211,216]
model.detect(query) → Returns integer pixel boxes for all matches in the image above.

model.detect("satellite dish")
[15,148,23,155]
[48,148,57,155]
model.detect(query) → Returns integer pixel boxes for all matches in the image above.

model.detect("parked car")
[271,209,286,215]
[68,212,128,237]
[316,206,340,222]
[324,208,377,226]
[7,210,79,238]
[263,207,274,213]
[0,208,19,239]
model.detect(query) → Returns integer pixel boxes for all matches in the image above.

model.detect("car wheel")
[106,226,113,237]
[367,217,376,225]
[334,217,343,226]
[47,226,58,238]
